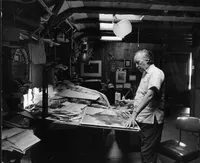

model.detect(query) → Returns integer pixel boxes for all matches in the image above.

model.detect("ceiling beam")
[45,6,200,32]
[65,7,200,17]
[80,28,192,36]
[73,18,197,29]
[75,34,192,46]
[43,0,200,7]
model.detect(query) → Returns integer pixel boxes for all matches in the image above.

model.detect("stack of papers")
[57,89,100,100]
[80,107,140,131]
[47,102,87,123]
[2,128,40,154]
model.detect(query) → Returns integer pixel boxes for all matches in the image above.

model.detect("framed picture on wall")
[116,69,126,83]
[124,59,132,68]
[129,75,136,81]
[116,84,124,89]
[124,83,131,88]
[80,60,102,77]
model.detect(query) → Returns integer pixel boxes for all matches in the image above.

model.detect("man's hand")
[127,103,134,110]
[116,109,131,119]
[124,112,137,128]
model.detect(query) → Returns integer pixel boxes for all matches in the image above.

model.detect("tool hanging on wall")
[137,28,140,47]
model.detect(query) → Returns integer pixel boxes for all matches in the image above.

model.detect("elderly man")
[125,49,165,163]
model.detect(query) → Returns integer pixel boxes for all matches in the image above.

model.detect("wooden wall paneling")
[91,42,163,84]
[194,45,200,88]
[30,63,43,87]
[190,44,200,117]
[194,89,200,118]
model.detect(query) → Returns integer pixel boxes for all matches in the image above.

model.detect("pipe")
[37,0,53,16]
[65,18,74,29]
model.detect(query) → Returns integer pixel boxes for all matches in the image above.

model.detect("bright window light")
[115,14,144,21]
[188,52,192,90]
[100,23,114,30]
[99,14,113,21]
[179,142,186,147]
[99,14,144,22]
[100,36,122,41]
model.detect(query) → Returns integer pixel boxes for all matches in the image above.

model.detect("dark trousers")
[138,118,164,163]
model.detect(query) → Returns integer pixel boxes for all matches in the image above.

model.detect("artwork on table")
[116,68,126,83]
[57,89,100,100]
[124,59,132,68]
[80,106,140,131]
[47,102,87,123]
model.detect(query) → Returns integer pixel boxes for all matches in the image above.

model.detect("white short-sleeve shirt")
[134,64,165,124]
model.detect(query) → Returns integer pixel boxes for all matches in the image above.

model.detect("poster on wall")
[124,59,132,68]
[116,68,126,83]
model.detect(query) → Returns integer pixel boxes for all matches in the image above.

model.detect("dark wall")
[192,46,200,117]
[78,41,193,110]
[161,52,190,107]
[55,43,72,80]
[88,41,163,84]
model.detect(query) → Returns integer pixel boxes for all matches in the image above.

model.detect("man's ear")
[147,59,150,64]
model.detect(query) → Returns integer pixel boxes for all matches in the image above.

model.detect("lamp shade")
[79,52,90,63]
[113,19,132,38]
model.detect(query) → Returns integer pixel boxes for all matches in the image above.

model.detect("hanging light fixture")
[113,19,132,38]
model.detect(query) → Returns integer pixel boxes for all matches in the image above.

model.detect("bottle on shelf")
[115,92,121,103]
[122,95,125,101]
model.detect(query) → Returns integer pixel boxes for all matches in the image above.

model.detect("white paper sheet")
[57,89,100,100]
[8,130,40,152]
[2,128,25,140]
[2,129,40,154]
[80,107,140,131]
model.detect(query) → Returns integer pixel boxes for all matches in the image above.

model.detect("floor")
[30,107,200,163]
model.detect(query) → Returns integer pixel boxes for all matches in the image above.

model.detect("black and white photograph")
[124,59,132,68]
[116,70,127,83]
[2,1,200,163]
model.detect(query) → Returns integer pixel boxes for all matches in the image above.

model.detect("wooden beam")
[65,7,200,17]
[74,18,197,29]
[79,28,192,36]
[75,34,192,46]
[46,6,200,32]
[44,0,200,7]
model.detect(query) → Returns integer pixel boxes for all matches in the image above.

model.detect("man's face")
[134,53,148,72]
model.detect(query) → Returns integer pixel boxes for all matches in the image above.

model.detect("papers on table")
[47,102,87,123]
[2,128,40,154]
[2,128,25,140]
[80,107,140,131]
[57,89,100,100]
[62,102,87,112]
[48,102,87,114]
